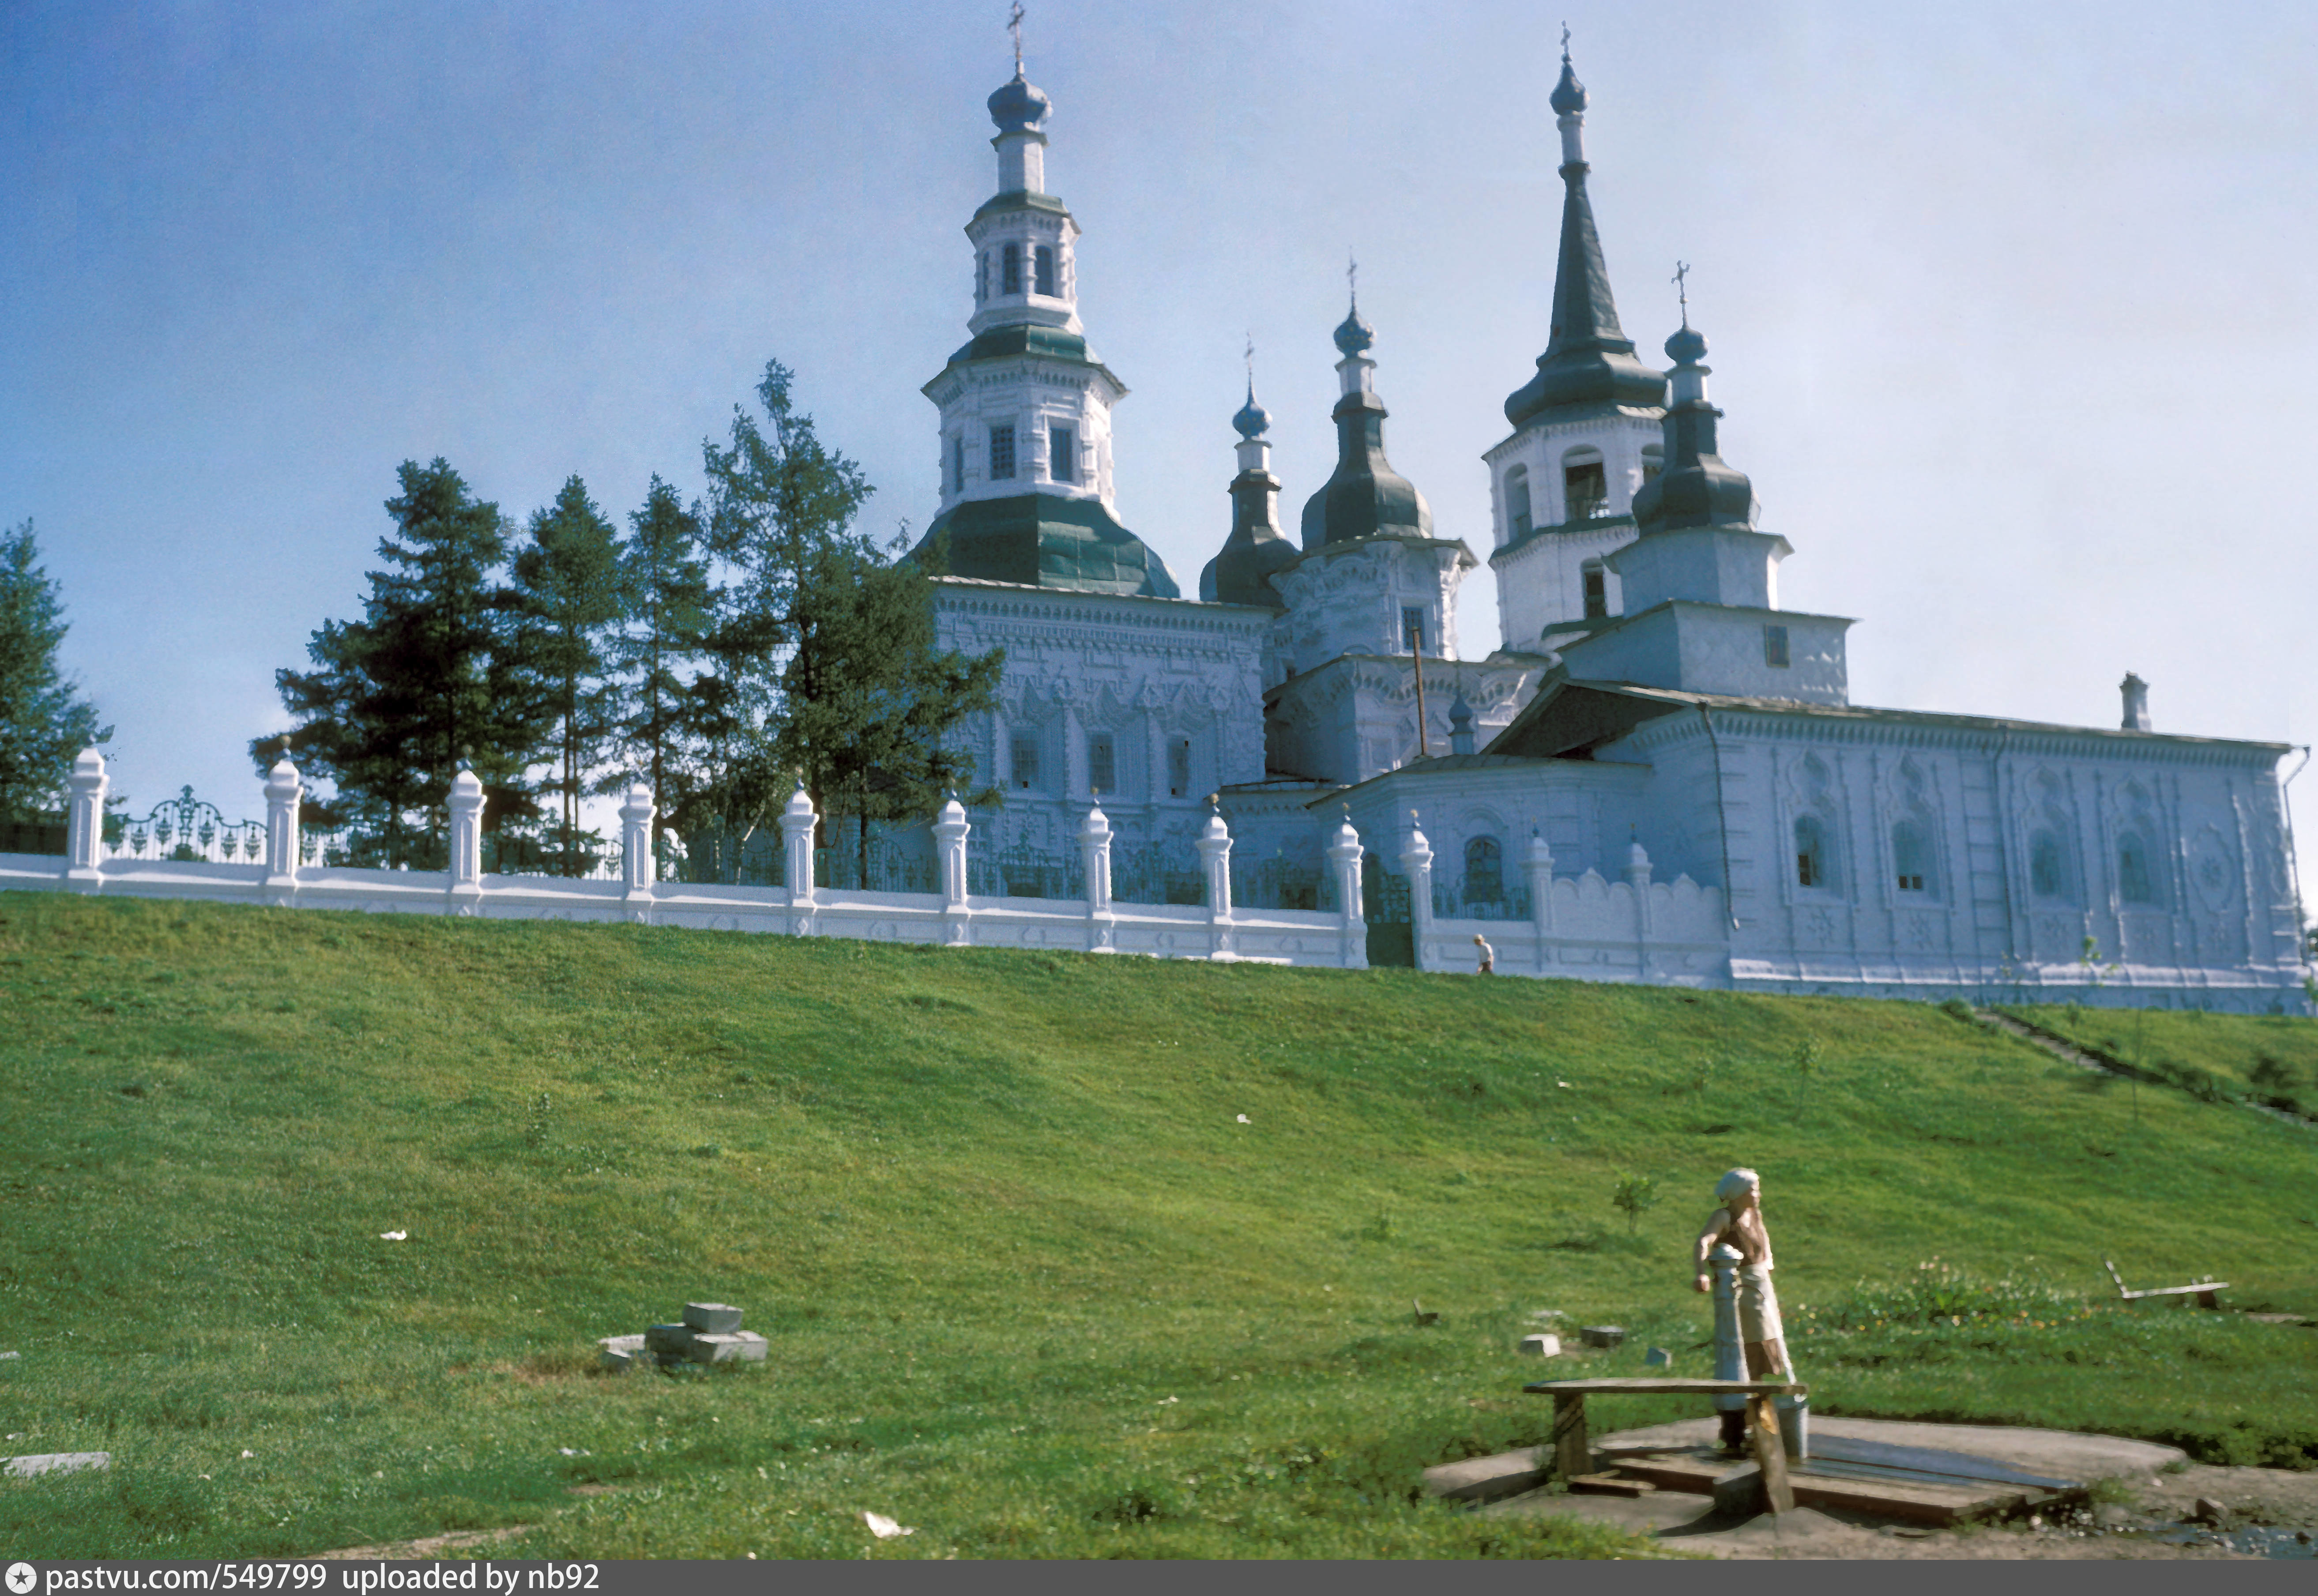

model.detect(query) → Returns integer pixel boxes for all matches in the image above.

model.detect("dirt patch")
[308,1526,535,1560]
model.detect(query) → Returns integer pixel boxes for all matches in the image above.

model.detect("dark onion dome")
[1549,55,1588,116]
[1200,513,1297,609]
[1629,323,1758,536]
[1301,311,1432,551]
[1232,386,1271,441]
[987,72,1052,134]
[907,493,1180,598]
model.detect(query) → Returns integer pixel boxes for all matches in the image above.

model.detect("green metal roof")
[944,324,1095,366]
[907,493,1181,598]
[973,189,1073,222]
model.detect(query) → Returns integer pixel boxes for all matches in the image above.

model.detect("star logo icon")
[7,1561,37,1594]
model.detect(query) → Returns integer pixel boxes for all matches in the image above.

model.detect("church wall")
[1608,709,2306,1011]
[933,579,1268,868]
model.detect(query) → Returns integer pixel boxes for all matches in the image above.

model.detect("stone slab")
[1421,1446,1549,1503]
[683,1302,744,1333]
[643,1323,692,1355]
[6,1452,110,1478]
[1598,1415,2185,1482]
[685,1330,768,1365]
[1518,1333,1561,1358]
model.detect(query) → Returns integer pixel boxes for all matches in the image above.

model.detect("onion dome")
[1301,305,1433,550]
[1333,304,1374,356]
[987,72,1052,134]
[1629,320,1758,535]
[1232,383,1272,441]
[1549,55,1588,116]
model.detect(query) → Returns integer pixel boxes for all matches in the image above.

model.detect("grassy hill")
[1,890,2313,1559]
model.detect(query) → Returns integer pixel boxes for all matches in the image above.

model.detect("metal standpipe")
[1709,1242,1808,1459]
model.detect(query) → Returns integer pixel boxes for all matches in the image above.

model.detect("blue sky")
[4,0,2314,903]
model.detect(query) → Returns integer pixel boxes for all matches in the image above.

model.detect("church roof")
[1301,309,1434,550]
[908,492,1180,598]
[1490,678,2294,761]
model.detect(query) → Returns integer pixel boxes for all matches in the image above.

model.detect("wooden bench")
[2104,1260,2226,1309]
[1524,1377,1809,1513]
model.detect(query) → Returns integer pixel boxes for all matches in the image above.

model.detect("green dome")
[909,493,1180,598]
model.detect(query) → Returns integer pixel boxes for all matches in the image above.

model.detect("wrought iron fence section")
[1112,839,1203,906]
[819,830,937,894]
[676,824,786,887]
[108,787,267,864]
[1433,875,1532,921]
[1231,850,1323,912]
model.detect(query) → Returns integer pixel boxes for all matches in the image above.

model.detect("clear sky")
[4,0,2314,906]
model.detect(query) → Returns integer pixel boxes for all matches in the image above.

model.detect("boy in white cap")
[1472,934,1494,974]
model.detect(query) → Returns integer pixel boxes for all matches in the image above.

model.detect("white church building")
[900,41,2307,1012]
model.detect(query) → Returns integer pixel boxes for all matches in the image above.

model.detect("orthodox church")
[903,39,2307,1011]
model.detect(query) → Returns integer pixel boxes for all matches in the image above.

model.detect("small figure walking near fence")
[1473,933,1494,975]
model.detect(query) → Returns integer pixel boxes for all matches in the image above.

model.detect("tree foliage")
[602,475,715,854]
[0,519,109,820]
[511,475,624,875]
[255,459,546,863]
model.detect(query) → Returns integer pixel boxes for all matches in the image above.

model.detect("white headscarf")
[1715,1167,1760,1202]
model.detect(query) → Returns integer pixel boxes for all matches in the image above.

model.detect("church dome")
[1549,57,1588,116]
[1333,305,1375,356]
[1302,310,1432,551]
[987,72,1052,134]
[1232,390,1271,440]
[1664,323,1707,365]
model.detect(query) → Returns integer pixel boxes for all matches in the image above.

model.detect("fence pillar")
[65,746,106,885]
[1400,811,1434,971]
[1525,830,1556,973]
[446,765,485,912]
[1328,809,1366,970]
[1197,802,1234,959]
[263,758,302,896]
[781,784,817,934]
[1625,838,1654,981]
[1080,802,1115,952]
[619,782,656,921]
[934,794,971,945]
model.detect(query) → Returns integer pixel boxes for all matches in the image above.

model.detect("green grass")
[1,892,2314,1558]
[2012,1002,2318,1115]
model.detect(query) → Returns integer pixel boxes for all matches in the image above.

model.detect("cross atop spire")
[1347,252,1358,309]
[1008,2,1024,75]
[1561,20,1572,61]
[1674,260,1691,328]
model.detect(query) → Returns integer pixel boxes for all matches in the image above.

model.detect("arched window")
[1464,836,1504,904]
[1034,245,1056,295]
[1581,561,1608,620]
[1167,738,1192,798]
[1011,734,1041,792]
[1049,423,1075,483]
[2029,829,2069,900]
[1087,731,1116,795]
[1001,242,1022,294]
[1892,819,1930,893]
[989,424,1016,480]
[1505,466,1532,542]
[1795,814,1832,890]
[1563,447,1607,521]
[2118,831,2156,904]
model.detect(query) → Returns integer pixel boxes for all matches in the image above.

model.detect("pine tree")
[775,531,1004,884]
[510,475,624,875]
[602,476,715,859]
[255,459,545,864]
[0,519,109,821]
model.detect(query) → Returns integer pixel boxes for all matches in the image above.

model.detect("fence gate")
[1363,855,1414,968]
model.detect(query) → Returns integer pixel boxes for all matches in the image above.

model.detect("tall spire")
[1504,38,1664,427]
[1300,296,1433,551]
[1200,351,1296,608]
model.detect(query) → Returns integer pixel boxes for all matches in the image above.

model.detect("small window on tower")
[1764,624,1791,668]
[1049,424,1075,483]
[977,252,988,301]
[948,435,964,494]
[1581,562,1608,620]
[1401,607,1426,655]
[1564,455,1608,520]
[1505,465,1532,541]
[1034,245,1056,296]
[1087,731,1115,795]
[1011,735,1041,792]
[1167,738,1192,798]
[1641,444,1663,486]
[1001,243,1021,294]
[989,425,1016,480]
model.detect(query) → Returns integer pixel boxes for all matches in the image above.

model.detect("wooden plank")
[1568,1473,1657,1498]
[1806,1434,2081,1491]
[1552,1393,1591,1484]
[1609,1452,2025,1527]
[1522,1378,1808,1397]
[1749,1393,1795,1514]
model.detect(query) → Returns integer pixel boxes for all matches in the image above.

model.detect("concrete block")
[1644,1346,1673,1369]
[1519,1333,1562,1358]
[597,1335,647,1371]
[644,1323,692,1355]
[5,1452,110,1479]
[1711,1460,1764,1517]
[1580,1325,1625,1348]
[685,1330,768,1365]
[684,1302,744,1333]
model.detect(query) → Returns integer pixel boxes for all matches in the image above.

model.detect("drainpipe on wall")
[1697,706,1738,932]
[2281,746,2312,986]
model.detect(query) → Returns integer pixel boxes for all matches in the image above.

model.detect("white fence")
[0,749,1737,981]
